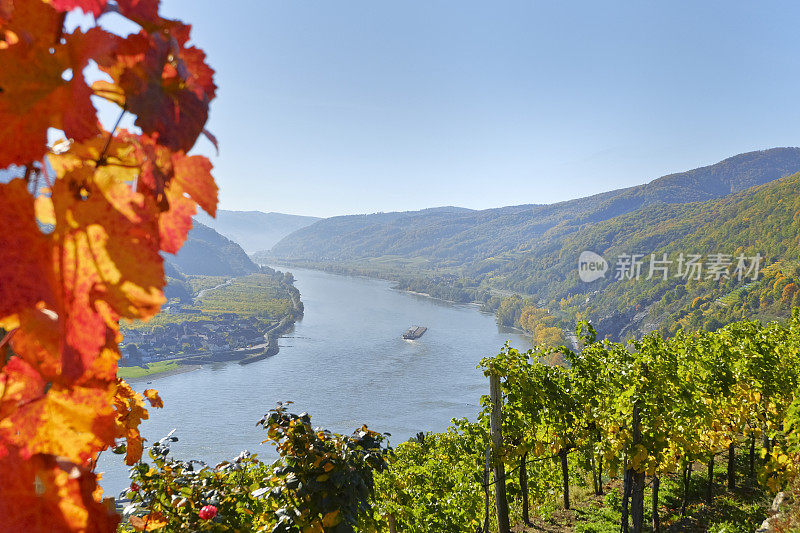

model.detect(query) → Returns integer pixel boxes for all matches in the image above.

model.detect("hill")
[167,221,260,276]
[162,260,193,304]
[487,172,800,339]
[194,210,319,253]
[267,148,800,266]
[262,148,800,338]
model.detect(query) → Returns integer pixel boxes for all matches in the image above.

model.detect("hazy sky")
[103,1,800,217]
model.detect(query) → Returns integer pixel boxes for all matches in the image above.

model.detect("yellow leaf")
[130,512,168,531]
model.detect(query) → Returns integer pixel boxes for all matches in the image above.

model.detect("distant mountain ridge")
[167,221,260,276]
[194,210,319,253]
[267,147,800,266]
[260,147,800,338]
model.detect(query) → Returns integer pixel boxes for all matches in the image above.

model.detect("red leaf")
[95,22,215,152]
[142,388,163,408]
[0,179,54,318]
[114,380,152,465]
[116,0,160,27]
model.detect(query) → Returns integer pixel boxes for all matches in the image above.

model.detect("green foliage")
[373,424,486,532]
[122,405,388,532]
[122,433,272,532]
[258,403,388,532]
[121,314,800,532]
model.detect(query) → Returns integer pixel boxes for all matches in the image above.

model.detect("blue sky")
[101,1,800,217]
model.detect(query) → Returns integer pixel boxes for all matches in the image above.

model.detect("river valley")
[100,266,529,495]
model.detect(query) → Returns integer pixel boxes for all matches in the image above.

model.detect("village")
[119,313,275,366]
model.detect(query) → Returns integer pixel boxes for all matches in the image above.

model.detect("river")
[99,266,529,495]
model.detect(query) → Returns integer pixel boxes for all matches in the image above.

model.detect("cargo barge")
[402,326,427,340]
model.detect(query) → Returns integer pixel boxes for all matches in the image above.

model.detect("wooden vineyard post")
[482,445,491,533]
[490,371,511,533]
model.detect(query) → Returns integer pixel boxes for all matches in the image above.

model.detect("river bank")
[99,265,531,496]
[264,259,495,310]
[119,310,299,380]
[118,272,304,380]
[122,362,201,381]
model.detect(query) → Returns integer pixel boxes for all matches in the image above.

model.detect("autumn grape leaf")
[0,25,116,166]
[115,0,160,28]
[0,355,46,422]
[1,381,117,462]
[158,179,196,254]
[122,133,217,217]
[0,0,62,47]
[94,21,216,151]
[49,0,108,16]
[143,388,163,408]
[49,154,166,318]
[172,153,217,217]
[129,512,168,531]
[114,380,151,465]
[0,448,119,531]
[5,309,63,384]
[0,179,54,318]
[0,0,219,528]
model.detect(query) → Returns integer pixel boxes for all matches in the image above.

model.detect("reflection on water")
[99,266,529,495]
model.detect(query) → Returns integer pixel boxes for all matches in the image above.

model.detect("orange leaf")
[129,511,168,531]
[114,380,150,464]
[322,510,341,527]
[50,148,167,321]
[142,388,163,408]
[0,448,119,532]
[1,379,117,463]
[172,153,217,217]
[159,179,196,254]
[0,355,47,422]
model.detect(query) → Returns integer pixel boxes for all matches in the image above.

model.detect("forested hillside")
[263,148,800,339]
[169,221,260,276]
[194,209,319,253]
[490,172,800,339]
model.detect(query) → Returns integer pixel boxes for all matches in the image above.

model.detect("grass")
[513,449,771,532]
[118,360,180,379]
